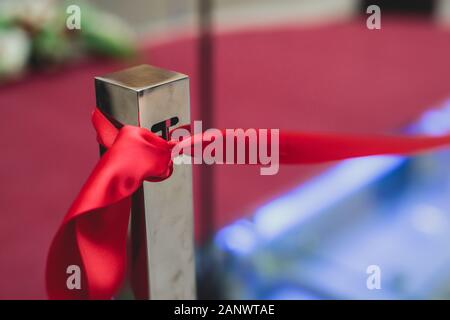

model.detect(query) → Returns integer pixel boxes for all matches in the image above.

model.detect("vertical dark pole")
[197,0,223,299]
[198,0,215,242]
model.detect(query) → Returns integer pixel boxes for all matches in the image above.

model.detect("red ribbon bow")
[46,108,450,299]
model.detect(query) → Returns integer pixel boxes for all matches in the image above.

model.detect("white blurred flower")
[0,0,57,31]
[0,28,31,79]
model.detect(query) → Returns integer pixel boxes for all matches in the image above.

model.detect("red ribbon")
[46,108,450,299]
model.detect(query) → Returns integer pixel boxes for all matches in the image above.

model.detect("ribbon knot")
[94,109,175,183]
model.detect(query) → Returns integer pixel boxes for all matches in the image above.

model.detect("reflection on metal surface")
[95,64,196,299]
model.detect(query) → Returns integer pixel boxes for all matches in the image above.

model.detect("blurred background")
[1,0,450,299]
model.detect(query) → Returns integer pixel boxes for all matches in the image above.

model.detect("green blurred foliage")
[0,0,137,81]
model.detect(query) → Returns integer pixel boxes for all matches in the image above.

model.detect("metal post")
[94,64,196,299]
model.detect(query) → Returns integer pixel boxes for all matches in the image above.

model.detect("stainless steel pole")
[95,64,196,299]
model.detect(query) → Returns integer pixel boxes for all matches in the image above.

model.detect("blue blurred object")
[213,100,450,299]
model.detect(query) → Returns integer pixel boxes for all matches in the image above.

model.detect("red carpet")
[1,17,450,299]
